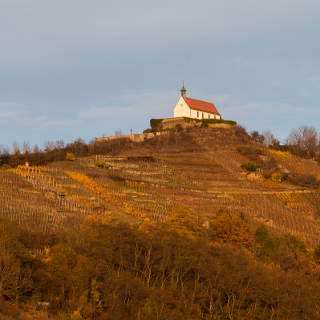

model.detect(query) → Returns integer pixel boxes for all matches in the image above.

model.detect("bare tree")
[286,126,318,158]
[12,142,20,155]
[44,141,56,152]
[250,131,265,143]
[0,145,9,165]
[55,140,65,149]
[0,145,9,155]
[22,141,31,154]
[262,130,277,147]
[32,144,40,153]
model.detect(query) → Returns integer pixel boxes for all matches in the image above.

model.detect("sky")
[0,0,320,148]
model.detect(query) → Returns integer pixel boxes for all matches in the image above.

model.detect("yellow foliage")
[164,203,202,238]
[123,201,147,218]
[274,192,306,208]
[84,215,99,224]
[269,149,290,158]
[66,152,76,161]
[13,165,46,178]
[66,171,149,219]
[271,172,284,182]
[206,212,254,247]
[70,310,82,320]
[65,171,107,198]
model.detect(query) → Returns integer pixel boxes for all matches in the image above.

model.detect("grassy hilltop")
[2,125,320,319]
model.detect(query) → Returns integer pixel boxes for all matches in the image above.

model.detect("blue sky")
[0,0,319,148]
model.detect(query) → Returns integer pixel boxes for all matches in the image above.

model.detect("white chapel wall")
[191,110,221,120]
[173,97,191,118]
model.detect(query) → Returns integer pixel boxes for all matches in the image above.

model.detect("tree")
[12,142,20,155]
[22,141,31,154]
[262,130,278,147]
[0,146,9,166]
[286,126,318,158]
[250,130,265,143]
[32,144,40,153]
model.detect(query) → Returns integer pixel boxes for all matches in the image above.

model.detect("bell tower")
[180,84,187,98]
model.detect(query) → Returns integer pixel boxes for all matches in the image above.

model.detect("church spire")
[180,83,187,98]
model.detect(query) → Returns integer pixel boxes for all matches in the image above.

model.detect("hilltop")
[2,125,320,319]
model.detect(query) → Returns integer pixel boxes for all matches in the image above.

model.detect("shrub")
[95,160,110,169]
[150,119,164,130]
[241,162,260,172]
[66,152,75,161]
[254,225,279,255]
[282,234,306,251]
[287,173,319,188]
[183,117,237,127]
[237,145,263,158]
[250,130,265,143]
[314,245,320,259]
[255,225,270,243]
[271,171,284,182]
[234,125,248,136]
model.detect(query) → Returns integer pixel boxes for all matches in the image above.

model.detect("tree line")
[0,125,319,168]
[251,125,319,159]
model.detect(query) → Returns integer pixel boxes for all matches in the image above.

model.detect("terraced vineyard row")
[2,151,320,246]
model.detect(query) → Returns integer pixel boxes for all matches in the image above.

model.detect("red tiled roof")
[184,97,220,115]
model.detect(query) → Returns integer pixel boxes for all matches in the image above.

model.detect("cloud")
[79,90,177,121]
[79,106,133,120]
[0,0,319,68]
[0,102,82,130]
[33,117,82,129]
[0,111,21,119]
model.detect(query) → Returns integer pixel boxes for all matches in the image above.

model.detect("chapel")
[173,86,221,120]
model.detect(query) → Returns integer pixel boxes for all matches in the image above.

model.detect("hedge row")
[183,117,237,126]
[150,118,164,130]
[150,117,237,130]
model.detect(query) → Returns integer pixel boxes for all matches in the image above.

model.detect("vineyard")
[2,135,320,246]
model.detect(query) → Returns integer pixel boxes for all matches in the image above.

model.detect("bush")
[315,245,320,259]
[271,171,284,182]
[287,173,319,188]
[234,125,248,136]
[241,162,260,172]
[183,117,237,127]
[66,152,75,161]
[95,160,110,169]
[255,225,270,243]
[150,119,164,130]
[237,145,263,158]
[254,225,279,256]
[250,130,265,143]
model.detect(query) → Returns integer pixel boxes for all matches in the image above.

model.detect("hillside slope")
[2,126,320,245]
[3,126,320,319]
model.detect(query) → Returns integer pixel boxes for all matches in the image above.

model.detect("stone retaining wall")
[96,132,165,143]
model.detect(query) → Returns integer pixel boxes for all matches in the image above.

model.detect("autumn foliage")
[0,214,320,320]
